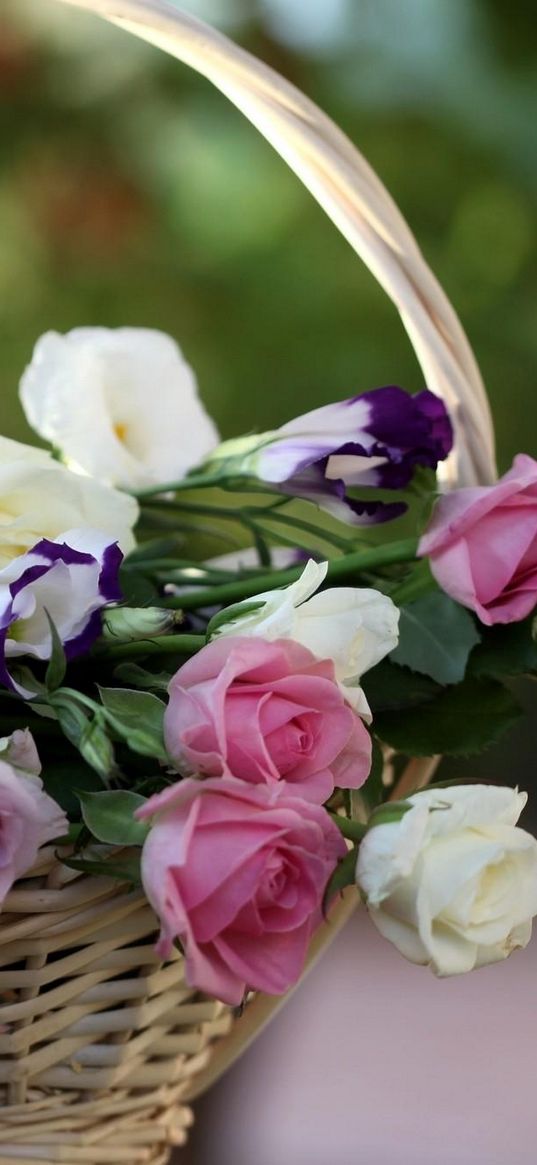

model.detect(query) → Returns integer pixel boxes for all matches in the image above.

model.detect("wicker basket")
[0,2,497,1160]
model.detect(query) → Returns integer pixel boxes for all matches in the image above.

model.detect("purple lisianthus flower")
[256,386,453,525]
[0,529,122,693]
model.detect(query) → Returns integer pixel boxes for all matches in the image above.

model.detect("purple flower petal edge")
[268,386,453,526]
[99,542,124,602]
[350,386,453,487]
[0,536,124,692]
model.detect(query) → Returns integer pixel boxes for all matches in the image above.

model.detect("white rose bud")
[356,784,537,975]
[19,327,220,490]
[211,559,399,720]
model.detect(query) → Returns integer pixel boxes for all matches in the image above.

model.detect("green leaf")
[54,698,89,750]
[78,789,149,845]
[324,847,358,912]
[362,659,440,713]
[329,814,367,842]
[391,592,480,684]
[42,763,104,815]
[9,665,46,698]
[125,537,185,563]
[374,677,522,757]
[98,687,167,761]
[368,800,412,827]
[28,702,58,721]
[206,599,265,639]
[44,610,67,692]
[118,566,160,606]
[62,851,141,884]
[469,617,537,678]
[113,663,172,693]
[52,693,116,782]
[78,719,117,781]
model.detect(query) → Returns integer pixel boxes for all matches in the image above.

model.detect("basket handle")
[54,0,497,488]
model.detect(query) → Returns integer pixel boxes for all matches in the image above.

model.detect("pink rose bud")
[0,757,68,903]
[137,777,347,1004]
[418,453,537,625]
[164,636,372,803]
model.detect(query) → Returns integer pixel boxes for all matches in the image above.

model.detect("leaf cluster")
[361,597,536,805]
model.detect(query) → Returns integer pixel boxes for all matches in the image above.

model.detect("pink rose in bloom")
[0,753,68,903]
[419,454,537,625]
[137,777,346,1004]
[164,636,371,803]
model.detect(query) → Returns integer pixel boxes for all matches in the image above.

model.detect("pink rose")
[164,636,371,803]
[137,777,346,1004]
[0,753,68,902]
[419,454,537,625]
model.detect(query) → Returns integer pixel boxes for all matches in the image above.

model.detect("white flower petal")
[356,803,429,906]
[0,435,137,568]
[357,783,537,978]
[367,905,431,965]
[407,784,526,836]
[20,327,219,490]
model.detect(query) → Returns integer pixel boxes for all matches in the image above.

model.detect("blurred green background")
[1,0,535,469]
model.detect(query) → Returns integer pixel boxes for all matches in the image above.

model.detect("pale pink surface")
[0,758,67,901]
[419,453,537,624]
[138,776,346,1005]
[192,910,537,1165]
[164,636,371,802]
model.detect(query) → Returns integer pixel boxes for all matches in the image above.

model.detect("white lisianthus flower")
[20,327,219,490]
[0,528,124,693]
[211,559,399,719]
[356,784,537,975]
[0,436,137,569]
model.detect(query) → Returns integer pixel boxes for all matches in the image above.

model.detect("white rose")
[19,327,220,490]
[212,559,399,719]
[0,435,137,568]
[356,784,537,975]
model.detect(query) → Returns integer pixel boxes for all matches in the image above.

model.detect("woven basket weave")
[0,3,497,1160]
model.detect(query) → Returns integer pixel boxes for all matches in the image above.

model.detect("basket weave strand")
[1,3,496,1160]
[0,850,229,1161]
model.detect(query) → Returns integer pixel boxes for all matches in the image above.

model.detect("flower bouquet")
[1,2,537,1162]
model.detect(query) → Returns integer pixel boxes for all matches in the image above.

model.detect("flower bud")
[101,606,178,642]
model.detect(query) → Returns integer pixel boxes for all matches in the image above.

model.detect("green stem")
[53,687,99,712]
[142,497,240,520]
[254,509,353,551]
[141,496,355,553]
[94,633,206,661]
[124,559,235,577]
[135,473,288,502]
[134,472,231,498]
[161,537,419,610]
